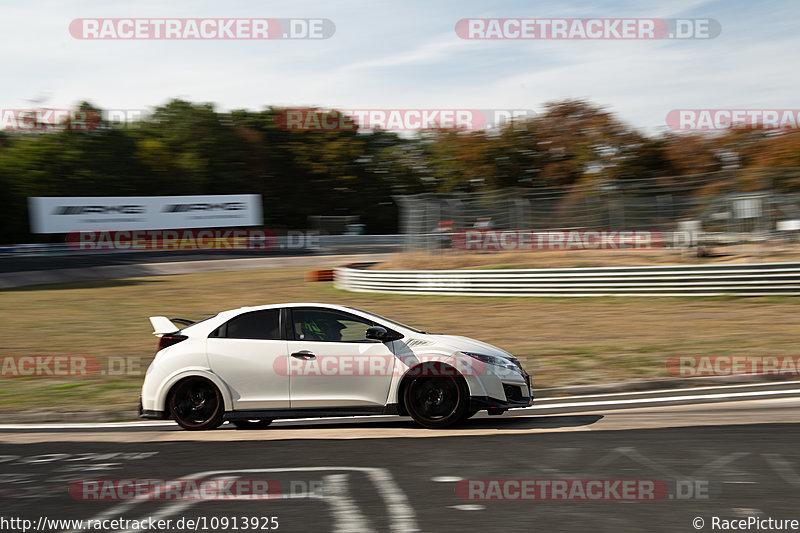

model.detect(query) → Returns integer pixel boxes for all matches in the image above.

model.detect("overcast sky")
[3,0,798,135]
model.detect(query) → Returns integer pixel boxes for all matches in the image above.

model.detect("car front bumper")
[469,394,532,411]
[469,370,533,411]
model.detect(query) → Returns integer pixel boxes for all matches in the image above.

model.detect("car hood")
[421,334,518,362]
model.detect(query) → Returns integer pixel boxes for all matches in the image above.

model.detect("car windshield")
[346,307,426,334]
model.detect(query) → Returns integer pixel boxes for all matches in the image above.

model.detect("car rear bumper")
[139,397,167,419]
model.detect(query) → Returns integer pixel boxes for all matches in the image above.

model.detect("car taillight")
[158,334,188,351]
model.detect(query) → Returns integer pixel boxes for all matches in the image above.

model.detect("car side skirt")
[140,409,168,419]
[225,404,399,420]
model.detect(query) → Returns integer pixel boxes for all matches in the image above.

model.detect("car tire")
[231,419,273,429]
[168,377,224,430]
[404,373,469,429]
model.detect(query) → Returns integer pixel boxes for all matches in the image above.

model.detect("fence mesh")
[394,168,800,251]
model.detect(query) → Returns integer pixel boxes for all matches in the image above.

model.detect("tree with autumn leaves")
[1,98,799,242]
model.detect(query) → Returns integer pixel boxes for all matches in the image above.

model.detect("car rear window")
[211,309,281,340]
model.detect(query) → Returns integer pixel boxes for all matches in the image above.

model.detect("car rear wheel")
[231,419,273,429]
[404,374,469,428]
[169,377,224,430]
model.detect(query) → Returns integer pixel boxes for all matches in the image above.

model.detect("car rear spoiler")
[149,316,182,336]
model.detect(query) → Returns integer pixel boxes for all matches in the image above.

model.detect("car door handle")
[291,351,316,360]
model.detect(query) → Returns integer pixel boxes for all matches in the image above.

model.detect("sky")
[2,0,798,135]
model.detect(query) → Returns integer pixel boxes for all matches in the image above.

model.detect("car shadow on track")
[461,413,604,430]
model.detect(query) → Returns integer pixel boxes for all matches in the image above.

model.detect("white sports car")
[139,303,532,430]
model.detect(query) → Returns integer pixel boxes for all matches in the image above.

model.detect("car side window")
[211,309,281,340]
[291,309,375,342]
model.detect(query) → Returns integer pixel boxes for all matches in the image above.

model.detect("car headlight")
[461,352,522,373]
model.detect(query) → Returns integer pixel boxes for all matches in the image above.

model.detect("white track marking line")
[62,473,219,533]
[0,422,176,430]
[448,504,485,511]
[0,417,397,430]
[64,467,419,533]
[522,388,800,410]
[693,452,750,478]
[591,447,684,479]
[762,454,800,487]
[193,468,419,533]
[322,474,374,532]
[116,476,242,533]
[535,380,800,401]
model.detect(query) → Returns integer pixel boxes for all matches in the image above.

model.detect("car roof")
[232,302,355,313]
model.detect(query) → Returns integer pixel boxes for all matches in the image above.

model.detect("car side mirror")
[366,326,402,342]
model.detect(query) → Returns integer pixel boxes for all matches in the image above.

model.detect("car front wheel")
[404,374,469,428]
[169,377,224,430]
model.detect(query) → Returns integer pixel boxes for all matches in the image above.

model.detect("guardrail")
[334,262,800,297]
[2,231,795,258]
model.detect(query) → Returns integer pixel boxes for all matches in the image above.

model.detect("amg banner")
[28,195,263,233]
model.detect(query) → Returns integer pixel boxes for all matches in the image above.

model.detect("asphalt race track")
[2,387,800,533]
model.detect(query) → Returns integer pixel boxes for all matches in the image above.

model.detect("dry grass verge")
[1,266,798,413]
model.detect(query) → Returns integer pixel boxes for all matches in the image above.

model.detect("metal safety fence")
[334,262,800,297]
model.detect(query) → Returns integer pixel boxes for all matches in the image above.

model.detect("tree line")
[1,98,799,242]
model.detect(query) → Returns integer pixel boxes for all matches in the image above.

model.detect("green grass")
[50,382,87,391]
[1,266,799,412]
